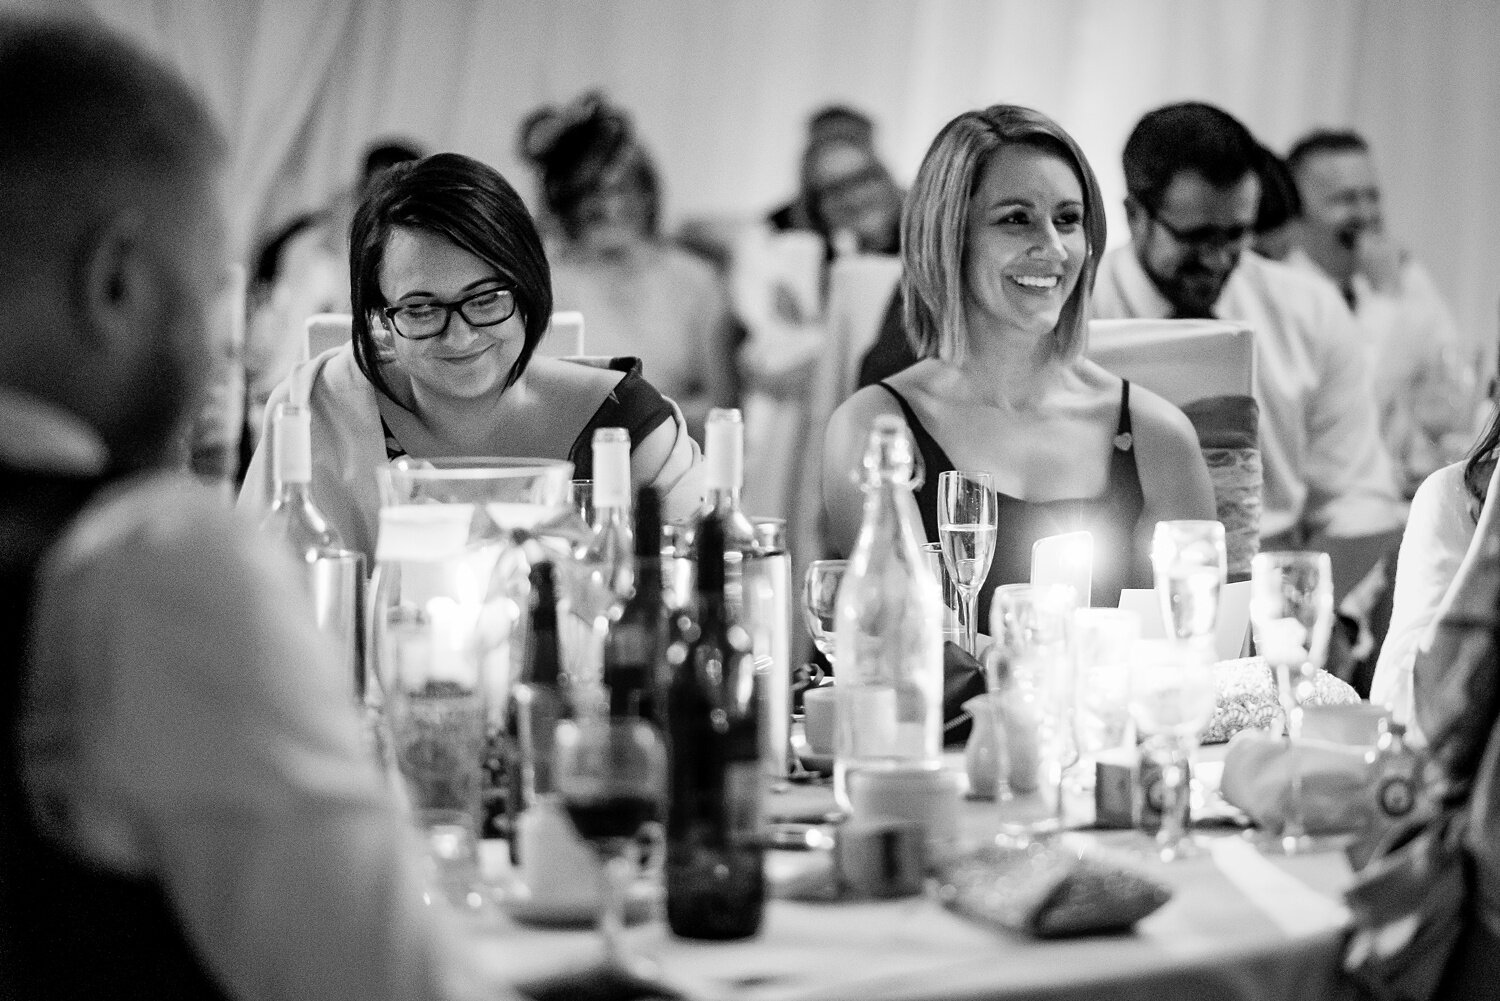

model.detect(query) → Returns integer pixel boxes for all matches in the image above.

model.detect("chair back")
[1087,317,1261,579]
[538,311,586,357]
[1087,318,1255,404]
[304,312,353,361]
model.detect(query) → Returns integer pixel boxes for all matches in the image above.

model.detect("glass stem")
[598,848,632,968]
[964,587,979,656]
[1157,737,1192,858]
[1284,703,1307,845]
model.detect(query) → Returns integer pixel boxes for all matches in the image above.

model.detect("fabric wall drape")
[56,0,1500,356]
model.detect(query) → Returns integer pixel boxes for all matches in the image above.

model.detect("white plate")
[493,877,659,928]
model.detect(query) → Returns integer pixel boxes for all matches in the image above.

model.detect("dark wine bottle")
[505,560,566,863]
[665,514,765,940]
[602,486,668,723]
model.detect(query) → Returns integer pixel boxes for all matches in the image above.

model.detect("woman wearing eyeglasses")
[240,152,704,562]
[821,105,1214,617]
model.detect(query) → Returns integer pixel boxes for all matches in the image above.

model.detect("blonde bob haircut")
[901,104,1106,366]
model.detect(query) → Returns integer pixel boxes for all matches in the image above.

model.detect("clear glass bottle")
[665,515,764,940]
[832,414,944,810]
[259,401,341,561]
[582,427,635,617]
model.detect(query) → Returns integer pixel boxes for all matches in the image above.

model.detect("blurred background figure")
[1286,128,1479,498]
[1252,144,1302,262]
[240,138,424,459]
[241,212,344,448]
[520,92,736,442]
[768,104,902,261]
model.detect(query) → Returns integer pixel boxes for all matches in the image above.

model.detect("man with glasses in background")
[1093,102,1403,596]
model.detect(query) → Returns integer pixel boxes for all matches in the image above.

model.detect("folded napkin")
[942,642,988,745]
[935,843,1171,938]
[1218,730,1375,834]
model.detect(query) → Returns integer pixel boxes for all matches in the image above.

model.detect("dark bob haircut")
[349,152,553,401]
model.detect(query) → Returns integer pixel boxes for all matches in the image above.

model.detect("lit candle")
[1030,530,1094,607]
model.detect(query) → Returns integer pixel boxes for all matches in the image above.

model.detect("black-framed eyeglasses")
[381,286,517,340]
[1144,205,1252,253]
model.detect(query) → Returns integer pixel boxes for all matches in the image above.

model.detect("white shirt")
[5,390,509,1001]
[1371,461,1474,736]
[1092,247,1404,541]
[1286,249,1469,498]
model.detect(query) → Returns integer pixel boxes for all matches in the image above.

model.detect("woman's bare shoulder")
[522,356,627,411]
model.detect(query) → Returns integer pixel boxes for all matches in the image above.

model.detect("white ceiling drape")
[43,0,1500,352]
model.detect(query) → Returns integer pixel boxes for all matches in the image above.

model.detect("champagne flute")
[802,559,848,666]
[555,707,667,974]
[1249,550,1334,854]
[1152,520,1227,645]
[1128,638,1217,860]
[938,471,998,656]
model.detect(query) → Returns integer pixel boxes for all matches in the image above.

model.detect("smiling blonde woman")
[821,105,1213,619]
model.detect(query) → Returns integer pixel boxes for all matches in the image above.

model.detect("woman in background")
[520,92,737,441]
[240,152,703,560]
[1373,406,1500,736]
[822,105,1213,618]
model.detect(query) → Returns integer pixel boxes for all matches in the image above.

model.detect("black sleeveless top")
[381,357,674,477]
[877,380,1147,624]
[0,466,231,1001]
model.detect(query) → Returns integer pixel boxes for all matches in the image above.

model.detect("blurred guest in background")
[1251,144,1302,262]
[768,104,903,260]
[1372,407,1500,738]
[519,92,736,440]
[822,104,1214,616]
[242,211,345,445]
[241,152,704,562]
[1092,102,1403,586]
[241,140,425,458]
[0,15,519,1001]
[1286,128,1476,498]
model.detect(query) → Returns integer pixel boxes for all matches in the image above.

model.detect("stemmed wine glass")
[1249,550,1335,854]
[555,705,667,973]
[1127,638,1217,861]
[802,559,848,668]
[1152,520,1227,646]
[938,471,998,656]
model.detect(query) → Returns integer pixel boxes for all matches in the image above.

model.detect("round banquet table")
[468,752,1360,1001]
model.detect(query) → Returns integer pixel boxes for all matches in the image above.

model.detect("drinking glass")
[937,470,998,656]
[1072,608,1141,789]
[989,583,1077,843]
[1128,639,1216,860]
[555,708,667,973]
[371,458,570,898]
[568,479,594,527]
[919,542,965,647]
[1152,520,1228,646]
[802,560,848,665]
[1249,550,1335,853]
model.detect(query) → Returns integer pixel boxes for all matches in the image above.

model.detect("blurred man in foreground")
[1091,102,1404,596]
[1286,128,1475,497]
[0,15,516,1001]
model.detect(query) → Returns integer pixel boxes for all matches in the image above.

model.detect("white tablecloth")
[470,761,1358,1001]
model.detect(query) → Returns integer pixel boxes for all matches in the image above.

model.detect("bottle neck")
[593,438,632,510]
[526,609,562,686]
[706,486,742,512]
